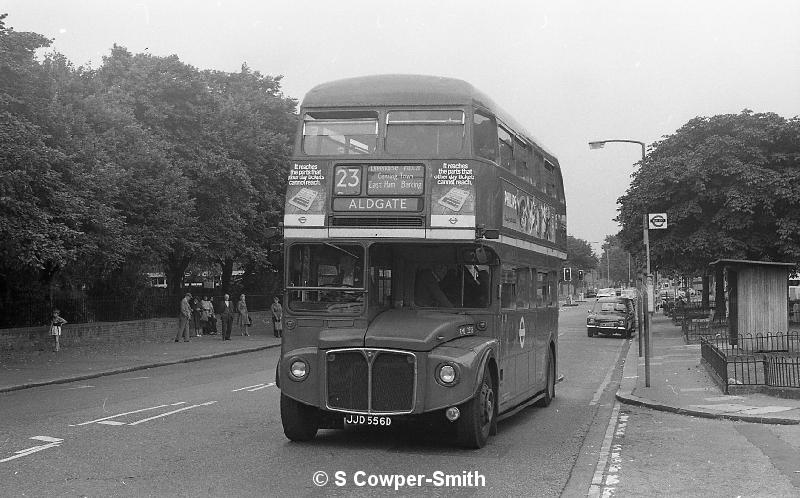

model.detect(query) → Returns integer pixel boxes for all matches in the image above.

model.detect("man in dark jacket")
[217,293,235,340]
[175,292,192,342]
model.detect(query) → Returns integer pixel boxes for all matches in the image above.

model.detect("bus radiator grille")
[327,351,369,411]
[371,352,415,412]
[326,349,416,413]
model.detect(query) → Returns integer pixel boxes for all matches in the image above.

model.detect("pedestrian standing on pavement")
[217,293,234,341]
[49,309,67,352]
[191,295,204,337]
[237,294,250,336]
[200,295,215,335]
[271,296,283,338]
[175,292,192,342]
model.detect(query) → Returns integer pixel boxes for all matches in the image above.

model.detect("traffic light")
[563,267,572,282]
[578,270,584,281]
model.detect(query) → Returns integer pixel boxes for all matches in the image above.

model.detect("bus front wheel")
[458,368,495,449]
[535,348,556,407]
[280,393,319,442]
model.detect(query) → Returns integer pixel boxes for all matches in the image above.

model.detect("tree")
[199,64,297,293]
[0,14,298,325]
[616,110,800,276]
[0,15,122,303]
[566,235,598,274]
[600,236,633,287]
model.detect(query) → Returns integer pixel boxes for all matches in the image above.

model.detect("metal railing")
[701,333,800,392]
[766,356,800,388]
[702,332,800,354]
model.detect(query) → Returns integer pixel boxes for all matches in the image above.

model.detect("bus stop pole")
[643,213,651,387]
[638,289,643,358]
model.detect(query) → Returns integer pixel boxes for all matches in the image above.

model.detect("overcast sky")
[6,0,800,255]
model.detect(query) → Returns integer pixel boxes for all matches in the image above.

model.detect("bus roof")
[301,74,557,159]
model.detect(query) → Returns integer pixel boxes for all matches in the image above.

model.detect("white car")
[596,288,616,298]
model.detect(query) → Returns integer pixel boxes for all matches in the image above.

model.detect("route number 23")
[335,167,361,195]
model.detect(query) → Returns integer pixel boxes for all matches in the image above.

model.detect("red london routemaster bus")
[276,75,567,448]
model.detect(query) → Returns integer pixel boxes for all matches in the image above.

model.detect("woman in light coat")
[236,294,250,336]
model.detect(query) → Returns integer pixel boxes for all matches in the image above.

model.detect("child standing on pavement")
[49,309,67,352]
[271,296,283,338]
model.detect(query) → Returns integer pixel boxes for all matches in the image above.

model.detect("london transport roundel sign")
[648,213,668,230]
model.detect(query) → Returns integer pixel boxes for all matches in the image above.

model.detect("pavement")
[0,329,282,394]
[2,314,799,425]
[616,313,800,424]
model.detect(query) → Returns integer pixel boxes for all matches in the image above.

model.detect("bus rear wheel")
[458,368,495,449]
[280,393,319,442]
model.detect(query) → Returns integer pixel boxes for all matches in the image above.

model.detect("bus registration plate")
[343,414,392,427]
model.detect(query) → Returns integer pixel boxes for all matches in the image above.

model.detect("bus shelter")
[710,259,796,342]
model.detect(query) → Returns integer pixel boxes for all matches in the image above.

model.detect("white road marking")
[97,420,126,425]
[71,402,186,426]
[0,436,63,463]
[589,403,628,497]
[128,401,217,426]
[588,402,620,497]
[63,385,95,390]
[232,383,266,392]
[590,342,623,405]
[122,376,150,381]
[30,436,62,442]
[247,382,276,392]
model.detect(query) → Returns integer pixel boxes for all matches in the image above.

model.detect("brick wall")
[0,311,273,353]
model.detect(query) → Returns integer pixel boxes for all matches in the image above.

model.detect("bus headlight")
[289,359,308,381]
[437,363,458,386]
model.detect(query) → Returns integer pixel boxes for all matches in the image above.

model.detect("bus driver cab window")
[414,264,453,308]
[414,263,491,309]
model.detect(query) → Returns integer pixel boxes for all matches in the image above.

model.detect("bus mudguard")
[424,336,498,412]
[277,346,320,406]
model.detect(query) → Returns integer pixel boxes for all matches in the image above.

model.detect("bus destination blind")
[366,165,424,195]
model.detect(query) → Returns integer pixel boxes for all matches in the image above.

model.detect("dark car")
[587,297,635,338]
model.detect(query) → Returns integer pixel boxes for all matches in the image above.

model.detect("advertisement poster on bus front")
[284,162,327,226]
[430,161,476,228]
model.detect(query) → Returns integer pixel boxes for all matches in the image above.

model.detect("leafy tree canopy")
[616,110,800,275]
[566,235,598,272]
[0,13,297,305]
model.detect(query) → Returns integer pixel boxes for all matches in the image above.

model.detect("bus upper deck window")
[472,111,497,162]
[385,110,464,155]
[497,126,514,171]
[302,111,378,156]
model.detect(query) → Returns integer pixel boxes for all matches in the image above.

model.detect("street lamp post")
[589,139,650,386]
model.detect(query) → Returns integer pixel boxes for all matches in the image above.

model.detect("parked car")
[587,297,636,338]
[585,289,597,298]
[596,288,616,298]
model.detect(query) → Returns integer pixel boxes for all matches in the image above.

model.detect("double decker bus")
[277,75,567,448]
